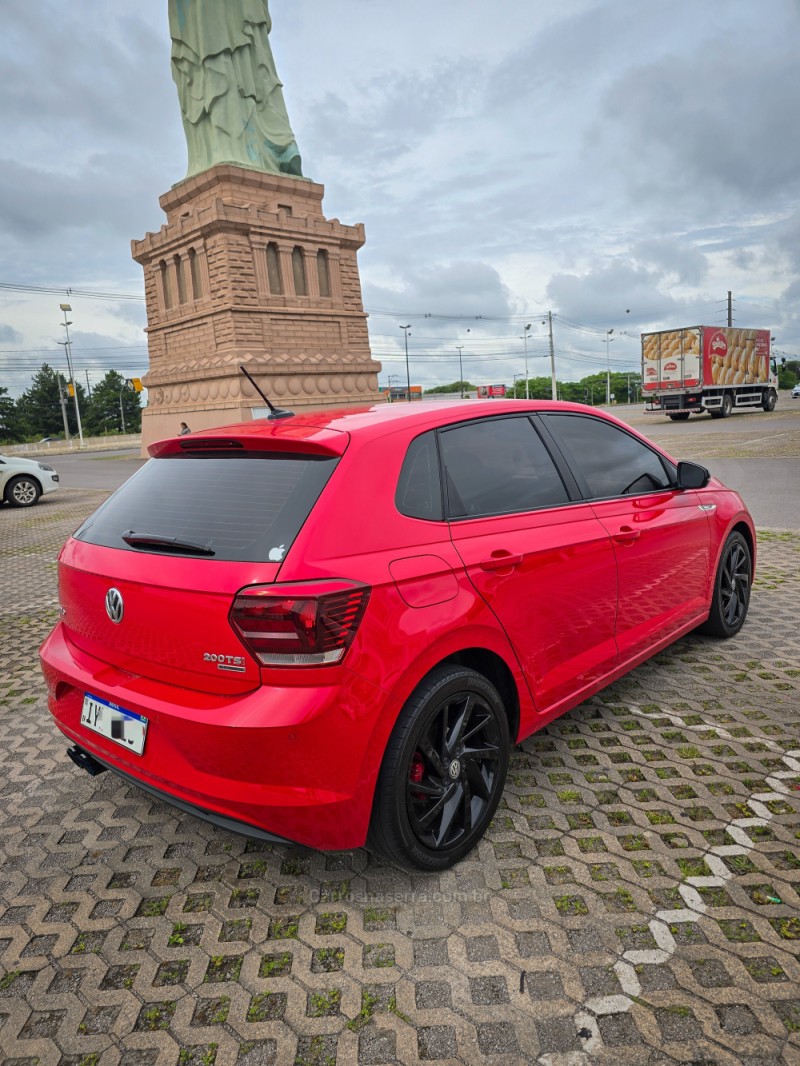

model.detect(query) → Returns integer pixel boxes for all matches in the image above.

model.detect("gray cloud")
[0,324,23,344]
[631,239,709,287]
[593,31,800,219]
[365,261,513,323]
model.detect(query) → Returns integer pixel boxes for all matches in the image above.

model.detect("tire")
[4,475,41,508]
[762,389,777,412]
[368,665,510,871]
[698,531,751,639]
[668,412,690,421]
[720,392,733,418]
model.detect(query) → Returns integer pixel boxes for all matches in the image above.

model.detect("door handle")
[612,525,640,545]
[479,551,523,571]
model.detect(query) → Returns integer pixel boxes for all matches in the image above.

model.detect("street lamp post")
[119,384,128,434]
[59,304,84,446]
[455,346,464,397]
[520,323,532,399]
[399,325,412,402]
[605,328,614,405]
[57,376,71,440]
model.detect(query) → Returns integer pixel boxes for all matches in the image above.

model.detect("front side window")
[439,416,570,518]
[542,413,674,499]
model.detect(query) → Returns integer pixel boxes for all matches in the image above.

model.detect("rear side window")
[439,416,570,518]
[542,413,675,499]
[73,453,337,562]
[396,431,443,520]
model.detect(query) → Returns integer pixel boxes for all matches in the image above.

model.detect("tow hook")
[67,745,108,777]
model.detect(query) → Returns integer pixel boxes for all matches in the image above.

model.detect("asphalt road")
[41,397,800,530]
[40,449,147,492]
[618,398,800,531]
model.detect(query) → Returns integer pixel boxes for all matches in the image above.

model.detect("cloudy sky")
[1,0,798,398]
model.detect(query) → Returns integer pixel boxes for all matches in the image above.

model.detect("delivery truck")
[642,326,778,420]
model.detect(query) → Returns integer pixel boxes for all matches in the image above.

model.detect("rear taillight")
[230,581,370,666]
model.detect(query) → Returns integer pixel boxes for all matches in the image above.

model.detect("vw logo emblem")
[105,588,124,624]
[448,759,461,780]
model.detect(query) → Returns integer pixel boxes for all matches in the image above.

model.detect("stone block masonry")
[132,165,382,450]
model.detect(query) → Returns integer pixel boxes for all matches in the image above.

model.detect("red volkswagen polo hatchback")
[40,401,755,870]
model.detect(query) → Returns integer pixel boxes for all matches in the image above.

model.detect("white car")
[0,453,60,507]
[792,383,800,399]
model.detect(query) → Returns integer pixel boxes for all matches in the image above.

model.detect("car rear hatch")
[58,427,347,695]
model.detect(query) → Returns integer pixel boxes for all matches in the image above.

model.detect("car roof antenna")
[239,365,294,420]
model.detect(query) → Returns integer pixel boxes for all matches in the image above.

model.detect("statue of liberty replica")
[133,0,380,451]
[169,0,303,178]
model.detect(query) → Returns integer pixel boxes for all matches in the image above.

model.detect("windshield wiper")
[121,530,215,556]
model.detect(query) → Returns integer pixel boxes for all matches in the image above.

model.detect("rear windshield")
[73,453,337,562]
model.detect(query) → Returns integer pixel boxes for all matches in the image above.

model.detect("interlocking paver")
[2,483,800,1064]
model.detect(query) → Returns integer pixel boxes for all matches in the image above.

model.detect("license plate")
[81,693,148,755]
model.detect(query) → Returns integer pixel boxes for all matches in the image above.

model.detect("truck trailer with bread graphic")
[642,326,778,420]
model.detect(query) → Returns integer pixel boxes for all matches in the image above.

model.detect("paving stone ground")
[1,487,799,1066]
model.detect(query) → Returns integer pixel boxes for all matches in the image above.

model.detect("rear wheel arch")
[439,647,521,743]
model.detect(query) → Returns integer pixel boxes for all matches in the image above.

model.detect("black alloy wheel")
[369,665,510,871]
[699,531,751,638]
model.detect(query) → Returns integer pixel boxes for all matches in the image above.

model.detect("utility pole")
[119,383,128,434]
[57,375,71,440]
[546,312,557,400]
[59,304,84,446]
[455,346,465,397]
[521,323,532,399]
[399,325,412,401]
[727,291,733,328]
[605,329,614,404]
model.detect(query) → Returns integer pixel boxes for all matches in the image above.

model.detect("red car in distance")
[40,400,755,870]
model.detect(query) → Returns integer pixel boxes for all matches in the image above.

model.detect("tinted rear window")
[73,453,337,562]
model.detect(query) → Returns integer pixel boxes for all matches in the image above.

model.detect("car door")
[440,415,618,718]
[538,412,712,666]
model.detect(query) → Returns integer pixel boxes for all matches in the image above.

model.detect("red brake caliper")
[409,752,426,800]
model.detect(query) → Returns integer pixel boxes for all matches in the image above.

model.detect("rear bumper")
[66,744,295,844]
[40,622,388,850]
[647,392,703,412]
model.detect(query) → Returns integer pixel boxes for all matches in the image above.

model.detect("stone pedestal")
[132,165,382,450]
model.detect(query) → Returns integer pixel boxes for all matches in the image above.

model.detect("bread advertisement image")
[642,326,770,393]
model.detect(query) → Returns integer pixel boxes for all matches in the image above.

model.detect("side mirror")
[677,460,710,490]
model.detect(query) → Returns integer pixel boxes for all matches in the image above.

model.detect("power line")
[0,281,144,302]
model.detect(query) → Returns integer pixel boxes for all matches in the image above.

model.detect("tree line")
[0,364,143,444]
[426,371,644,403]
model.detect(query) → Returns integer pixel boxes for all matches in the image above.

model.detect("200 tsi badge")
[204,652,247,673]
